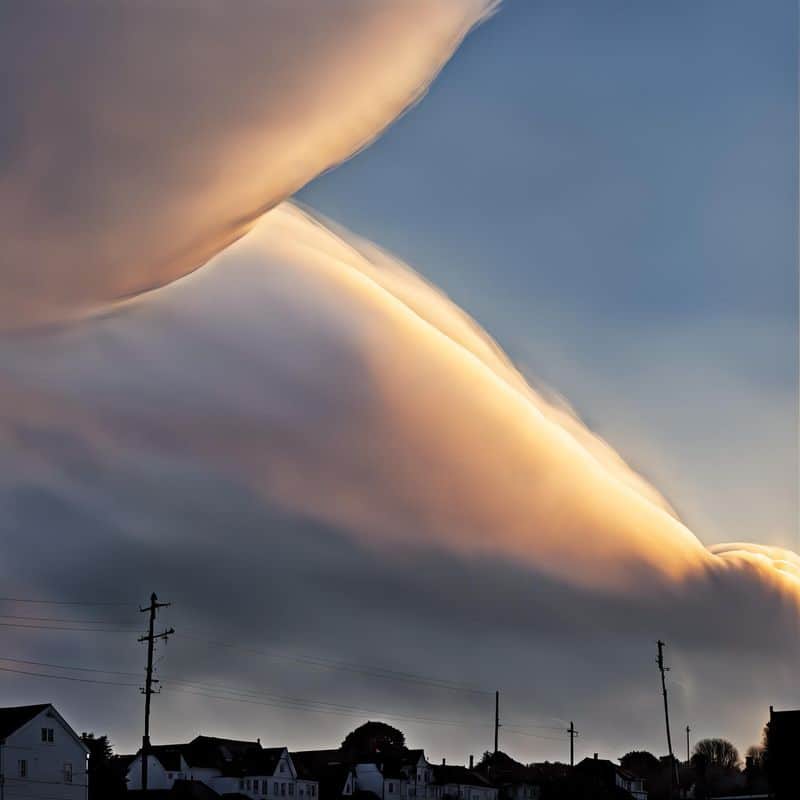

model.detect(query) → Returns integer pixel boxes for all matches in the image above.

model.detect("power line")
[179,630,491,696]
[0,622,138,633]
[0,614,138,625]
[0,656,562,741]
[0,656,141,677]
[0,664,139,687]
[0,597,130,606]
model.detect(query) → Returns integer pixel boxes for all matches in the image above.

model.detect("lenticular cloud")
[0,0,798,742]
[2,201,798,611]
[0,0,496,328]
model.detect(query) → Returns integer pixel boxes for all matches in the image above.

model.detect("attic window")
[41,727,54,743]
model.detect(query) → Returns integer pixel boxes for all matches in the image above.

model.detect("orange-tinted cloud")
[0,0,496,328]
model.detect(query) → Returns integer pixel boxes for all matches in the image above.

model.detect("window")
[263,780,270,794]
[275,782,280,794]
[281,782,287,796]
[310,786,316,797]
[240,780,245,790]
[389,784,395,793]
[289,783,294,795]
[18,760,27,777]
[280,763,286,773]
[64,763,73,784]
[41,727,54,743]
[247,780,252,790]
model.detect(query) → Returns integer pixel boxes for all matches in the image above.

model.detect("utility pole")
[139,593,174,792]
[493,690,500,757]
[567,721,578,767]
[685,725,690,763]
[656,640,679,798]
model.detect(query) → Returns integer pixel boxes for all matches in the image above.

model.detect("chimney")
[469,755,474,770]
[593,753,598,760]
[442,758,446,766]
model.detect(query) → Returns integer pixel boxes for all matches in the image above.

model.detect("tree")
[620,751,660,775]
[341,721,406,759]
[81,732,127,800]
[620,752,670,800]
[745,745,764,769]
[693,738,740,771]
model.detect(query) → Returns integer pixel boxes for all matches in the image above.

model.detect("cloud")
[0,0,796,763]
[0,0,495,328]
[0,203,797,760]
[2,201,798,601]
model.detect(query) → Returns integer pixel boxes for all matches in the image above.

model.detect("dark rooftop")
[0,703,50,740]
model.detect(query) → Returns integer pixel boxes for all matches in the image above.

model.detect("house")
[472,751,541,800]
[126,737,319,799]
[401,750,437,800]
[576,755,647,800]
[0,703,90,800]
[291,749,356,800]
[765,705,800,800]
[432,764,497,800]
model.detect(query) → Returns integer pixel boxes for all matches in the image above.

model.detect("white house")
[126,736,318,799]
[432,765,497,800]
[0,703,89,800]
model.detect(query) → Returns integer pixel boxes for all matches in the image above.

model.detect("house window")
[240,780,246,790]
[281,782,287,796]
[18,760,27,777]
[41,727,54,743]
[247,780,252,790]
[289,783,295,795]
[280,763,286,773]
[263,780,270,794]
[389,784,395,793]
[64,763,73,784]
[275,782,280,794]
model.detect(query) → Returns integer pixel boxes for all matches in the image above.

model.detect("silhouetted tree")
[693,738,740,770]
[82,732,127,800]
[341,721,406,759]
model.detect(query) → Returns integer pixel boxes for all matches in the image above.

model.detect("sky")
[0,0,798,770]
[298,0,799,553]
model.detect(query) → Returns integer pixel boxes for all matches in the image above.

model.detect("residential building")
[291,749,356,800]
[766,705,800,800]
[126,737,318,799]
[432,764,497,800]
[473,752,541,800]
[0,703,89,800]
[576,755,647,800]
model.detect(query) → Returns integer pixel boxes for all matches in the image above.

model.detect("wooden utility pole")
[139,593,174,792]
[493,690,500,756]
[656,640,679,798]
[567,721,578,767]
[685,725,690,763]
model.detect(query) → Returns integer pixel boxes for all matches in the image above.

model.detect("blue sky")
[299,0,799,550]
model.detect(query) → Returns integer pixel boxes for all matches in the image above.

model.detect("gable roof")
[0,703,50,740]
[433,765,493,788]
[474,752,539,786]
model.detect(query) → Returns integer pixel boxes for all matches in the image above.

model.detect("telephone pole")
[139,593,174,792]
[567,721,578,767]
[656,640,678,798]
[685,725,690,763]
[493,690,500,756]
